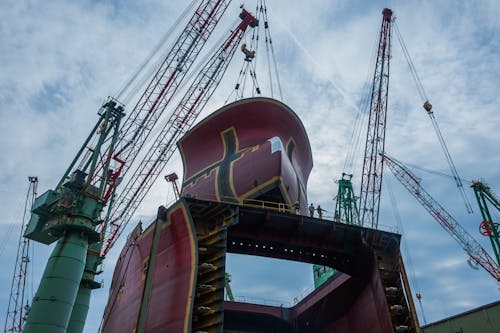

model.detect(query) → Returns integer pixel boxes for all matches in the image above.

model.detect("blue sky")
[1,0,500,332]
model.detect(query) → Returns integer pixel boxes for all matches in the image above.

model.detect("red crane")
[60,0,233,205]
[101,8,258,256]
[383,153,500,281]
[359,8,393,229]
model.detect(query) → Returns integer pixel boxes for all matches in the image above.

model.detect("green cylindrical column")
[66,285,91,333]
[67,245,102,333]
[23,232,88,333]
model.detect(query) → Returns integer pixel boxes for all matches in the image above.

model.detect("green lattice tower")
[334,173,359,225]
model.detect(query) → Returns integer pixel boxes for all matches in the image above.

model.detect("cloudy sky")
[1,0,500,331]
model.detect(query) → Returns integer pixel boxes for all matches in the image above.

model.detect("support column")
[23,232,88,333]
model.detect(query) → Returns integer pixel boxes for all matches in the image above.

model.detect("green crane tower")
[472,181,500,266]
[334,173,359,225]
[22,100,124,333]
[313,173,359,288]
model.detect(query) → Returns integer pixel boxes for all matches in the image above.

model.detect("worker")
[241,43,255,61]
[317,205,326,219]
[309,203,315,217]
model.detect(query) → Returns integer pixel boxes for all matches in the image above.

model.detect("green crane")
[472,181,500,266]
[23,100,124,333]
[313,173,360,288]
[334,173,359,225]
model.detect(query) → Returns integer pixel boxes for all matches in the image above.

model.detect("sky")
[1,0,500,332]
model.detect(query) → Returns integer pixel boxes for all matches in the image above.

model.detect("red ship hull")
[179,98,312,214]
[102,203,198,333]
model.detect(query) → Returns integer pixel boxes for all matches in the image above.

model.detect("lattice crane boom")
[101,8,258,257]
[4,176,38,333]
[383,154,500,281]
[58,0,232,206]
[359,8,393,229]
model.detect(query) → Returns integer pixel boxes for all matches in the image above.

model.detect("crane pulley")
[383,153,500,281]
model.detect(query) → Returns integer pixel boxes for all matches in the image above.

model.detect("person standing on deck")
[309,203,315,217]
[317,205,326,219]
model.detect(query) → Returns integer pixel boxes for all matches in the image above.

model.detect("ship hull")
[102,98,417,332]
[101,203,198,333]
[179,98,313,214]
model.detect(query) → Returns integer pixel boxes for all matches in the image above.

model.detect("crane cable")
[393,20,473,214]
[397,159,471,184]
[76,1,200,176]
[385,176,427,325]
[342,25,380,174]
[148,19,239,141]
[225,0,283,103]
[260,0,283,100]
[114,0,198,104]
[224,6,261,102]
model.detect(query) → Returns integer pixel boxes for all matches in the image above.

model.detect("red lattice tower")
[359,8,393,229]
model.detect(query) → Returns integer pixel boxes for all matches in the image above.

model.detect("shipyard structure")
[101,98,420,332]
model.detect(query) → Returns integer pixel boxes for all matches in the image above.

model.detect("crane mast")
[359,8,393,229]
[383,154,500,281]
[22,1,234,332]
[23,101,124,333]
[4,177,38,333]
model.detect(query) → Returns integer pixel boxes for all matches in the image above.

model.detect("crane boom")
[4,177,38,333]
[101,8,258,257]
[359,8,393,229]
[59,0,232,205]
[383,154,500,281]
[105,0,232,191]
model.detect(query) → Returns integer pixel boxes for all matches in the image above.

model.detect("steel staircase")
[191,208,230,333]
